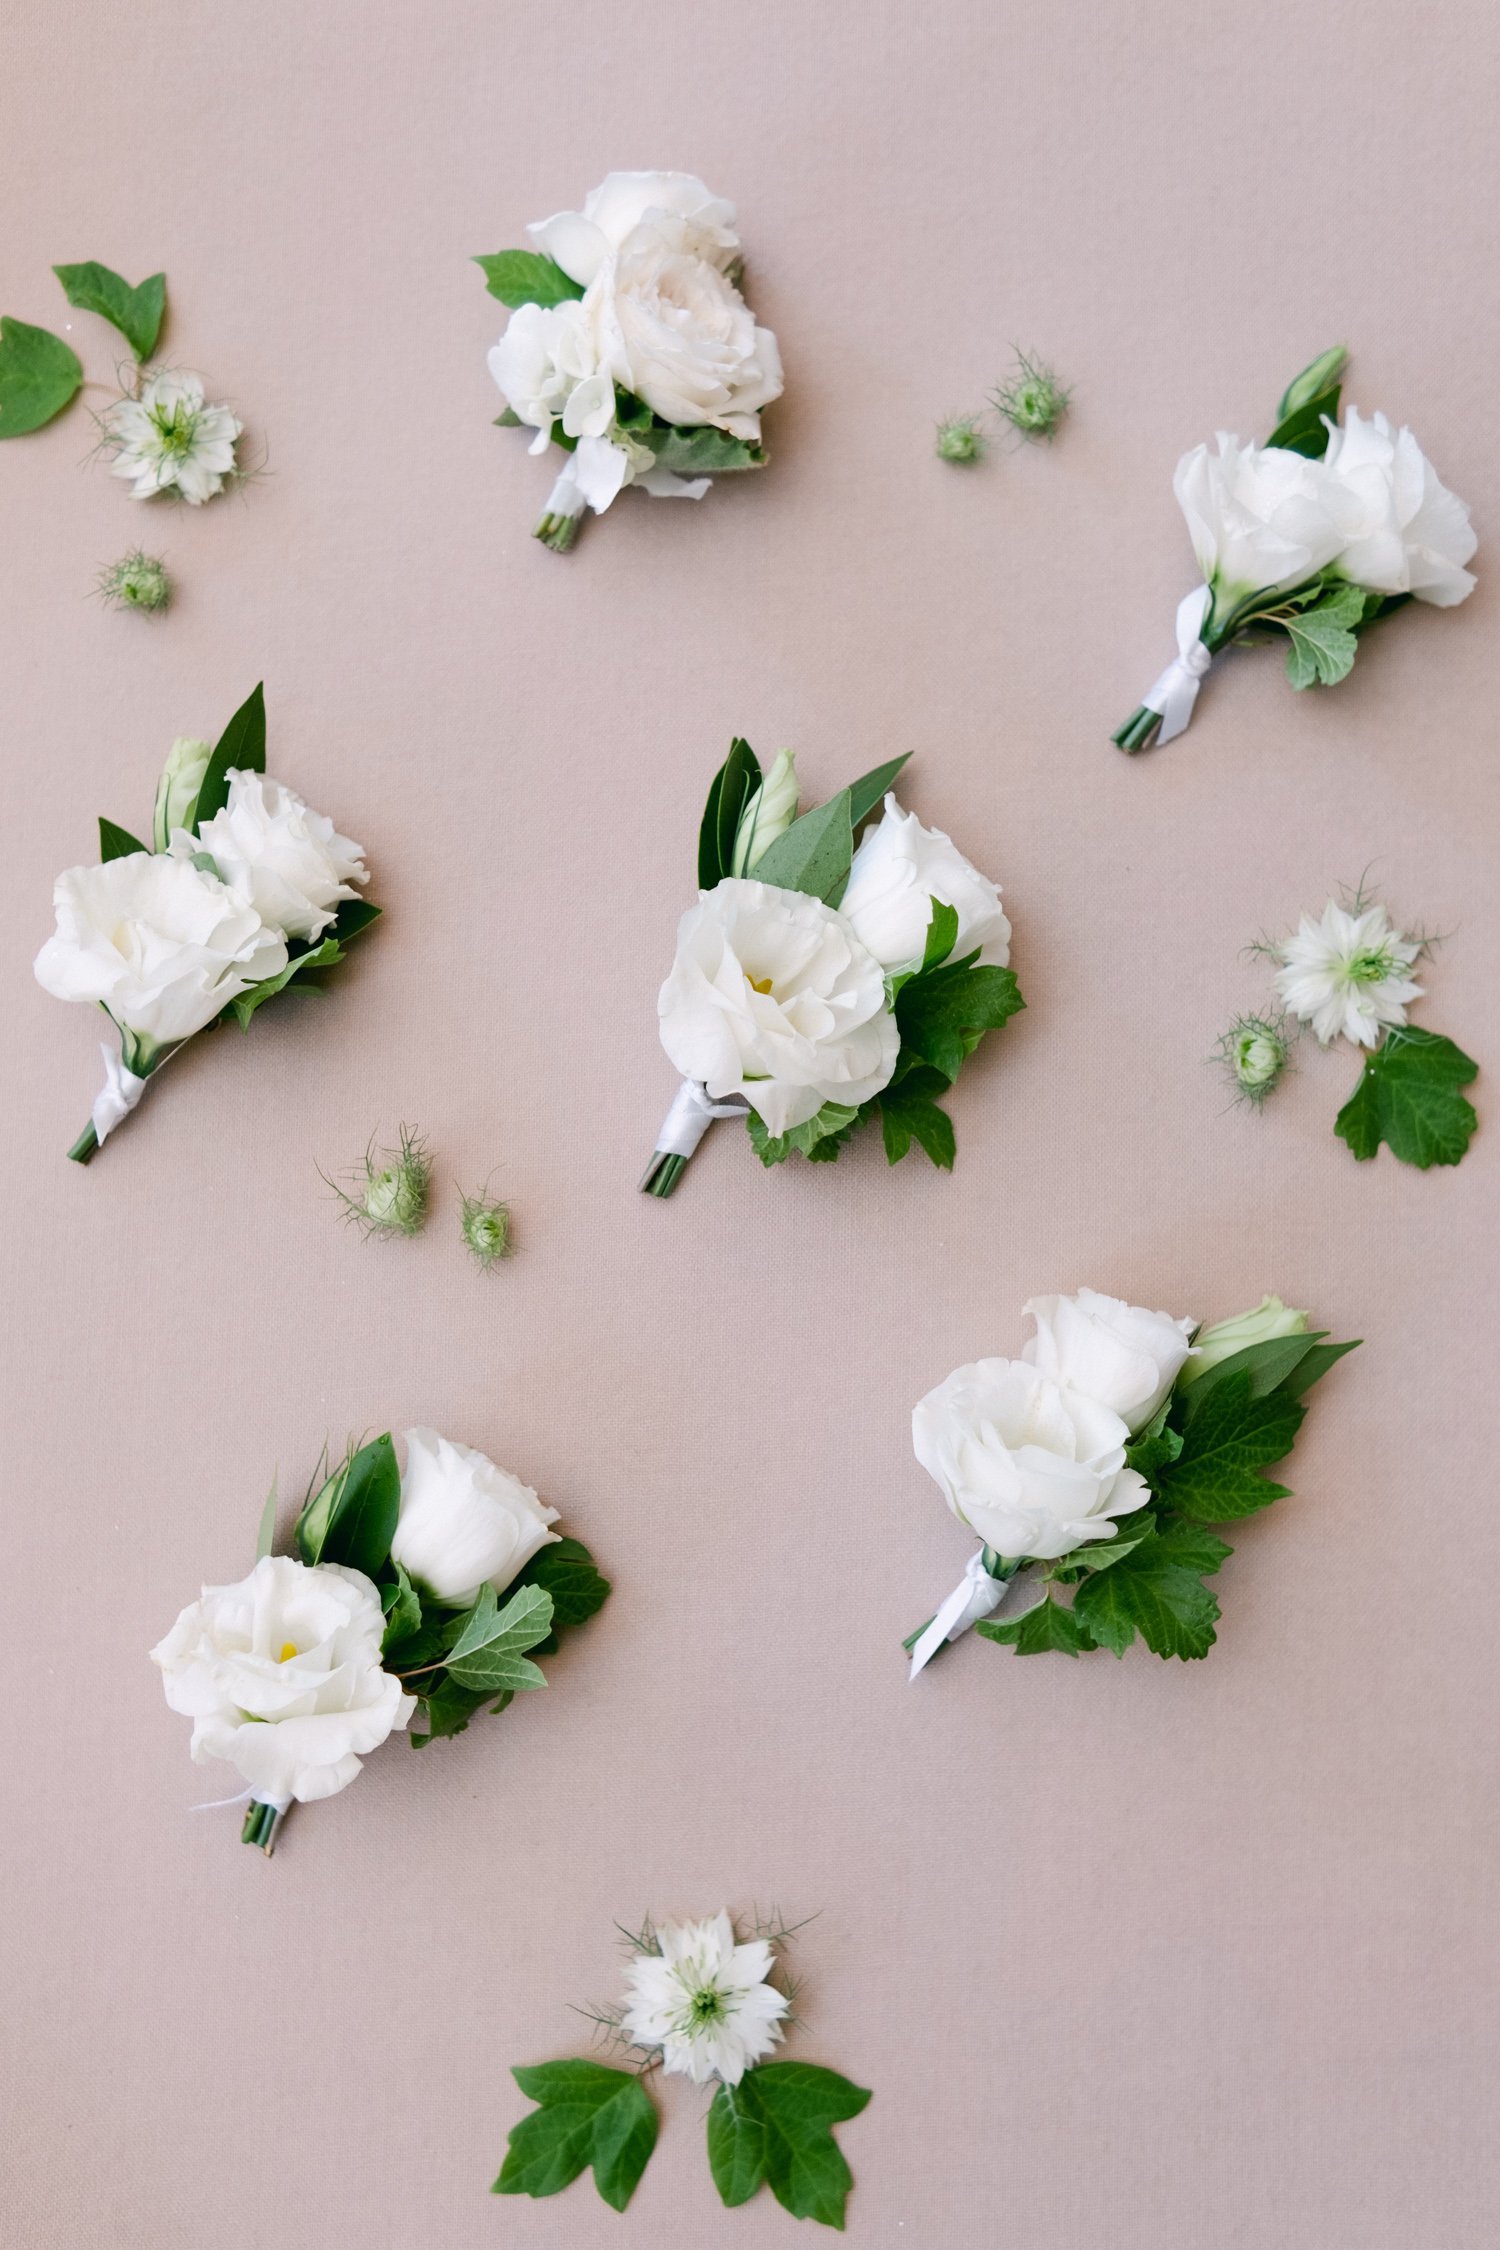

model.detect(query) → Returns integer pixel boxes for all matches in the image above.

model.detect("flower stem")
[241,1802,281,1854]
[67,1121,100,1165]
[533,509,582,553]
[639,1151,688,1198]
[1110,704,1163,754]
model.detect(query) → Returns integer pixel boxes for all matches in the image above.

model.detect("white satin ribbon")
[544,454,712,523]
[638,468,711,501]
[92,1042,149,1145]
[191,1785,291,1815]
[1142,584,1214,743]
[653,1079,750,1160]
[907,1552,1043,1680]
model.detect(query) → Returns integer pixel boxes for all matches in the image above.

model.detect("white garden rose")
[33,851,286,1060]
[528,170,739,288]
[150,1555,415,1810]
[585,211,782,438]
[1173,434,1354,619]
[488,299,616,457]
[840,794,1011,971]
[389,1427,560,1608]
[1181,1295,1308,1385]
[180,770,368,943]
[1321,407,1478,606]
[913,1358,1149,1561]
[657,878,899,1136]
[1022,1288,1195,1430]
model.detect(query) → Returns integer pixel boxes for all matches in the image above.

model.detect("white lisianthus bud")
[730,749,800,875]
[389,1427,560,1607]
[153,737,213,851]
[1181,1297,1310,1385]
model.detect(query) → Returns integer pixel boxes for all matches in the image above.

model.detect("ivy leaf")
[646,422,767,475]
[1156,1370,1304,1521]
[895,954,1025,1083]
[706,2063,871,2229]
[1072,1535,1222,1660]
[495,2060,658,2212]
[1334,1027,1479,1169]
[751,787,854,904]
[192,682,266,831]
[0,317,82,436]
[444,1581,554,1692]
[513,1536,611,1643]
[473,250,584,308]
[877,1086,955,1169]
[747,1099,864,1167]
[976,1595,1096,1655]
[99,817,148,862]
[1280,585,1365,689]
[53,262,166,360]
[294,1434,401,1579]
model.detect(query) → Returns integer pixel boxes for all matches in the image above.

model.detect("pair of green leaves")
[0,262,165,438]
[1335,1025,1479,1168]
[696,735,912,900]
[496,2058,870,2229]
[978,1323,1359,1662]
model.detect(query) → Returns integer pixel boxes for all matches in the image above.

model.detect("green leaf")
[379,1562,422,1656]
[98,817,148,862]
[1279,1337,1361,1398]
[877,1086,955,1169]
[746,1099,864,1167]
[1054,1521,1156,1578]
[0,317,82,436]
[919,898,960,974]
[1177,1331,1332,1412]
[255,1476,278,1561]
[1334,1027,1479,1169]
[1147,1521,1233,1576]
[699,737,761,891]
[1073,1539,1222,1660]
[645,422,766,475]
[473,250,584,308]
[1157,1370,1304,1521]
[751,786,855,904]
[495,2060,658,2213]
[410,1678,495,1744]
[445,1581,554,1692]
[513,1537,611,1634]
[294,1433,401,1578]
[1275,346,1348,424]
[1124,1408,1184,1493]
[330,896,381,943]
[707,2063,871,2229]
[192,682,266,831]
[1281,585,1365,689]
[847,754,912,829]
[53,262,165,360]
[227,933,346,1028]
[976,1595,1096,1655]
[1265,386,1342,458]
[894,955,1025,1083]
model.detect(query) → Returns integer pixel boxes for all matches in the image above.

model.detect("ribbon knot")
[91,1042,149,1146]
[653,1079,751,1161]
[1142,583,1215,742]
[907,1549,1043,1680]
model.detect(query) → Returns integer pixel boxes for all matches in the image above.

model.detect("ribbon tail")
[1143,583,1214,743]
[908,1552,1039,1680]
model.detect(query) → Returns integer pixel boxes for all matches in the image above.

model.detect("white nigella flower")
[101,369,243,504]
[621,1913,789,2086]
[1274,898,1423,1047]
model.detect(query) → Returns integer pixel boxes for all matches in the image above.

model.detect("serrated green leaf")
[473,250,584,308]
[192,683,266,830]
[1334,1027,1479,1168]
[379,1562,422,1656]
[750,786,854,904]
[98,817,148,862]
[1281,585,1365,688]
[53,261,165,360]
[294,1433,400,1578]
[708,2063,870,2229]
[1072,1538,1222,1660]
[877,1086,955,1169]
[410,1677,494,1744]
[1124,1409,1184,1492]
[0,317,82,436]
[646,422,766,475]
[496,2060,658,2212]
[1157,1370,1304,1520]
[747,1100,864,1167]
[976,1594,1096,1655]
[894,955,1025,1082]
[513,1536,611,1633]
[445,1581,554,1691]
[847,754,912,829]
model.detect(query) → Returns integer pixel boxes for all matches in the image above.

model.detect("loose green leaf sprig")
[971,1324,1359,1663]
[0,260,165,439]
[641,741,1023,1195]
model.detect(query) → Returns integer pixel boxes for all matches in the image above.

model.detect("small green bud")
[459,1187,513,1270]
[1217,1013,1290,1106]
[1276,346,1347,423]
[731,748,801,876]
[992,350,1071,441]
[153,736,213,850]
[98,549,172,614]
[1181,1296,1311,1385]
[329,1127,431,1238]
[935,415,985,464]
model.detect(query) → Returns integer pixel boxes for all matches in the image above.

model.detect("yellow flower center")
[277,1642,298,1663]
[747,975,774,995]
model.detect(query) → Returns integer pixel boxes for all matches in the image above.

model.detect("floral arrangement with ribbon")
[1112,348,1476,752]
[151,1428,609,1854]
[642,741,1023,1196]
[34,685,378,1161]
[477,170,782,550]
[496,1912,870,2227]
[906,1288,1358,1672]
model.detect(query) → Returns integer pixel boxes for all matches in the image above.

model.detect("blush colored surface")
[2,3,1497,2244]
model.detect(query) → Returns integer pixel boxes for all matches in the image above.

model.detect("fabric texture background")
[2,2,1496,2242]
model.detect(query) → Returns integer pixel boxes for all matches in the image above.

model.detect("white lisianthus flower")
[1321,407,1478,607]
[1021,1288,1195,1430]
[150,1555,415,1810]
[1173,434,1354,621]
[33,852,286,1063]
[657,878,899,1137]
[1182,1296,1309,1385]
[101,369,243,505]
[179,770,368,943]
[621,1914,789,2086]
[1274,898,1423,1047]
[585,212,782,439]
[389,1427,560,1608]
[912,1357,1149,1561]
[840,795,1011,972]
[487,299,616,457]
[529,170,740,288]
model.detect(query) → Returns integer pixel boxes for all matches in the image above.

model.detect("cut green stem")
[240,1802,280,1854]
[639,1151,687,1198]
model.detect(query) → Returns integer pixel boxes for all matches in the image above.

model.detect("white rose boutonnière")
[477,170,782,549]
[34,685,379,1162]
[152,1427,610,1854]
[642,741,1024,1195]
